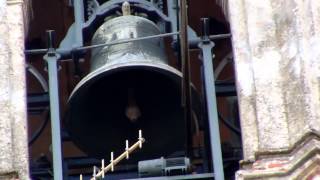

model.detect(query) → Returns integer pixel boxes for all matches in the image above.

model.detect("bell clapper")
[125,88,141,122]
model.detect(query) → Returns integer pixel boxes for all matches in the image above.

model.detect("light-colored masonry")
[0,0,29,179]
[228,0,320,179]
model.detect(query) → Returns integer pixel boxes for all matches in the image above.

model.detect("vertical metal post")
[44,31,64,180]
[179,0,193,158]
[198,18,225,180]
[73,0,84,46]
[167,0,179,39]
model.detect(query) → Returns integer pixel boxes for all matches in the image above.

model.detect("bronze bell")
[66,14,193,161]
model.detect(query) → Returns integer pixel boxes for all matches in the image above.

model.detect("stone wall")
[228,0,320,179]
[0,0,29,179]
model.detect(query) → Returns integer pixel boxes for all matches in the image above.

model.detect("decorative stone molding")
[237,132,320,179]
[228,0,320,178]
[0,0,29,179]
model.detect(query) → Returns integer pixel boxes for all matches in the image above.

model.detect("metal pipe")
[44,53,63,180]
[199,41,225,180]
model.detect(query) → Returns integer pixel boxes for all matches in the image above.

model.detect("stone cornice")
[237,132,320,179]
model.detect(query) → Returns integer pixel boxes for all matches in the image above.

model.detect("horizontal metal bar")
[215,82,237,97]
[25,32,180,57]
[172,33,231,50]
[189,34,231,49]
[25,48,48,55]
[27,93,50,107]
[25,48,72,57]
[122,173,214,180]
[77,31,180,51]
[209,33,231,40]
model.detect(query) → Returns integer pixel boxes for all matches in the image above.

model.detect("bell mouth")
[66,62,186,160]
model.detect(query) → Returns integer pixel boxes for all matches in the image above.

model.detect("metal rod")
[25,32,180,56]
[24,48,48,55]
[102,159,105,178]
[125,140,129,159]
[199,41,225,180]
[25,48,71,56]
[171,33,232,50]
[44,53,63,180]
[110,152,114,172]
[190,34,231,47]
[93,166,97,180]
[209,34,231,40]
[179,0,193,160]
[77,31,180,51]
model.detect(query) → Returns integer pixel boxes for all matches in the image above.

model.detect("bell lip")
[68,61,183,103]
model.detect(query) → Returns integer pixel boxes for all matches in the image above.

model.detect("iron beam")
[43,30,64,180]
[25,32,180,57]
[199,18,225,180]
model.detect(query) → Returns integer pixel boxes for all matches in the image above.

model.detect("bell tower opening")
[25,0,241,179]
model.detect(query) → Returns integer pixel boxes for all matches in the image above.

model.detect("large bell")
[66,15,188,161]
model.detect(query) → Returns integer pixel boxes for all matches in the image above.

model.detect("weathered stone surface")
[0,0,15,173]
[228,0,320,178]
[236,132,320,179]
[0,0,29,179]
